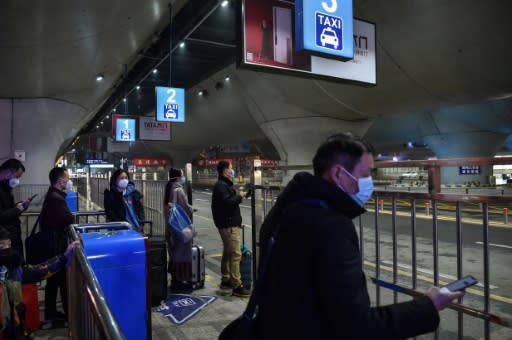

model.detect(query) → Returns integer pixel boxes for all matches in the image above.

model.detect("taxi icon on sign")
[320,27,339,49]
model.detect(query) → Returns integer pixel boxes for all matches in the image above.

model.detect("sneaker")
[232,285,251,297]
[220,280,233,290]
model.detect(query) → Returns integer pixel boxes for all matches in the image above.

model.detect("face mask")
[180,176,187,185]
[117,179,129,189]
[65,180,73,191]
[341,168,374,206]
[229,169,235,178]
[8,178,19,188]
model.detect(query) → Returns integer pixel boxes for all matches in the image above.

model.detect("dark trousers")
[44,269,68,318]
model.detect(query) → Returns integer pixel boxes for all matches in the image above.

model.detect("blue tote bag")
[168,203,194,243]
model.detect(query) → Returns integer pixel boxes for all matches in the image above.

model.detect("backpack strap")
[29,216,40,236]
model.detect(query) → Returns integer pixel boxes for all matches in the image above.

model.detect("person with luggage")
[39,167,75,322]
[211,161,250,297]
[0,225,79,339]
[104,169,145,231]
[0,159,32,256]
[255,134,464,339]
[164,168,194,292]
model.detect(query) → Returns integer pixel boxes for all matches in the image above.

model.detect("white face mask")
[65,180,73,191]
[117,179,129,189]
[340,168,374,206]
[8,178,20,189]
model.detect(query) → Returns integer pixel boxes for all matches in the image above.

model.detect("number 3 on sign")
[166,89,176,103]
[322,0,337,13]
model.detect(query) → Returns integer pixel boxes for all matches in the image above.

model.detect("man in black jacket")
[0,159,31,256]
[211,161,250,297]
[256,134,463,339]
[39,167,75,321]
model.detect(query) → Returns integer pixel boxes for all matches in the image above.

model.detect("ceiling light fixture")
[123,98,127,102]
[136,85,141,90]
[106,115,110,119]
[96,74,104,82]
[221,0,229,7]
[153,69,158,74]
[179,42,185,48]
[225,76,230,81]
[198,90,209,97]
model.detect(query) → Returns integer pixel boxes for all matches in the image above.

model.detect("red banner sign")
[133,158,172,166]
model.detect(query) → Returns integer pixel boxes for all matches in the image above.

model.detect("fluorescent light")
[225,76,230,81]
[96,74,104,82]
[136,85,141,90]
[221,0,229,7]
[179,42,185,48]
[153,69,158,74]
[123,98,127,102]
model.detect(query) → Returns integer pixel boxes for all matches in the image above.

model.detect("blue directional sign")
[115,118,136,142]
[155,86,186,122]
[295,0,354,60]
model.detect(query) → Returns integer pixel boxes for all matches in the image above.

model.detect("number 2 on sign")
[322,0,337,13]
[166,89,176,103]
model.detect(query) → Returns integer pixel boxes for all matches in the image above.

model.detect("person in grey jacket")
[164,168,194,291]
[256,134,463,339]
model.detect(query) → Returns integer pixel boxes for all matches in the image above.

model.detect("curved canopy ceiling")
[1,0,511,161]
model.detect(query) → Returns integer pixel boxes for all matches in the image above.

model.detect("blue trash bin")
[78,224,148,340]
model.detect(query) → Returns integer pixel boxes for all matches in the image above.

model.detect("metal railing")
[68,227,125,340]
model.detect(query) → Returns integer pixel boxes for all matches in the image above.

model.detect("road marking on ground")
[364,260,512,304]
[381,260,497,289]
[475,241,512,249]
[366,208,512,229]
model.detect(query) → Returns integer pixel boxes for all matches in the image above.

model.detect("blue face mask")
[180,176,186,185]
[340,168,374,206]
[229,169,235,178]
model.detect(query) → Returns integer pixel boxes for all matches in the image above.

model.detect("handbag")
[167,188,194,243]
[24,217,56,265]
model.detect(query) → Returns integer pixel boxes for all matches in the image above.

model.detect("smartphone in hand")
[441,275,478,292]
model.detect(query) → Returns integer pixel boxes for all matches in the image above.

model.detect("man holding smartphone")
[0,159,31,256]
[256,134,464,339]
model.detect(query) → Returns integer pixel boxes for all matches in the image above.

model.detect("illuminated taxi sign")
[155,86,186,122]
[295,0,354,60]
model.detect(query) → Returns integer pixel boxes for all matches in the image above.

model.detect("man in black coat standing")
[256,134,463,339]
[211,161,250,297]
[0,159,31,256]
[40,167,75,321]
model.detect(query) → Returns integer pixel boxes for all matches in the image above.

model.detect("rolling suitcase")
[149,237,168,307]
[22,283,40,333]
[190,245,205,289]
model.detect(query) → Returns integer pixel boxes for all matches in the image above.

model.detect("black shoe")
[232,285,251,297]
[45,311,67,321]
[220,280,233,290]
[170,281,193,293]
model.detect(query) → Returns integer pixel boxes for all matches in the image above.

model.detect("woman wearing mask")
[163,168,194,292]
[104,169,145,231]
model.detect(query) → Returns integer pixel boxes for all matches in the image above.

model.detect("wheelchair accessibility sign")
[316,13,342,51]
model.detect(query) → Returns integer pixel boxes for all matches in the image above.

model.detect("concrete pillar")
[235,69,373,185]
[424,131,507,185]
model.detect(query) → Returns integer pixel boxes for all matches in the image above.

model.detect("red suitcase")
[22,283,40,333]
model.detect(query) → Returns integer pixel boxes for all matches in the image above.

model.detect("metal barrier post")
[482,203,490,340]
[251,160,263,281]
[503,208,509,224]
